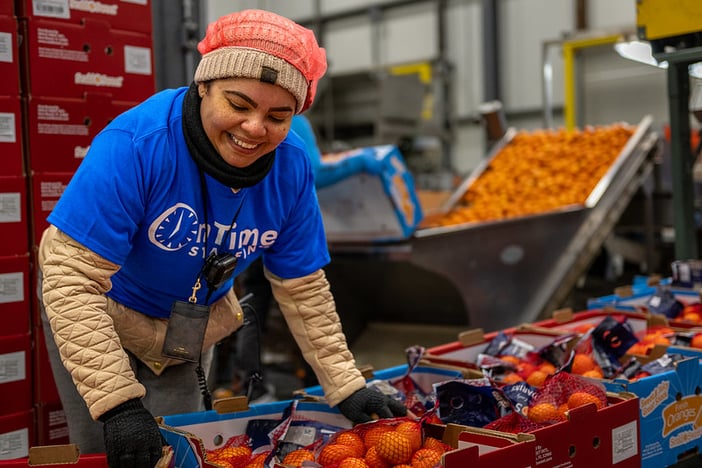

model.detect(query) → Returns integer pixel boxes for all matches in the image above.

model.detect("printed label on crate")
[124,45,152,75]
[0,350,26,384]
[32,0,71,19]
[0,272,24,304]
[612,420,638,464]
[0,113,16,143]
[0,428,29,460]
[0,193,21,223]
[0,32,12,63]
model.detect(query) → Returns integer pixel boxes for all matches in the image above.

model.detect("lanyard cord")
[195,171,247,411]
[198,170,247,303]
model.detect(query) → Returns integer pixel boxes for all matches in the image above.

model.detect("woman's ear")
[198,83,207,98]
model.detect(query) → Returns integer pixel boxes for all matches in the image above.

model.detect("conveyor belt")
[322,116,661,340]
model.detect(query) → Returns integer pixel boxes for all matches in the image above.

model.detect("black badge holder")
[162,277,209,362]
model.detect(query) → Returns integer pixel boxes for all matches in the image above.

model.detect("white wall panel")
[444,0,482,118]
[500,0,572,112]
[381,3,437,65]
[588,0,636,32]
[323,16,375,74]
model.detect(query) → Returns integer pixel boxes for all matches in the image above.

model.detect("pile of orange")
[422,123,635,227]
[205,446,263,468]
[497,355,559,387]
[527,390,606,424]
[310,420,448,468]
[626,326,673,356]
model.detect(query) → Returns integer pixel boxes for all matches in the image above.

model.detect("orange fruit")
[318,443,360,466]
[335,431,366,457]
[684,312,701,322]
[395,421,422,452]
[518,362,537,378]
[571,353,597,375]
[364,446,391,468]
[422,437,449,454]
[500,355,521,366]
[692,333,702,349]
[527,403,563,423]
[363,424,395,450]
[573,323,595,334]
[501,372,524,384]
[558,403,569,417]
[282,448,315,466]
[582,368,604,379]
[208,446,252,466]
[375,431,413,465]
[526,370,548,387]
[640,333,670,346]
[411,448,442,468]
[539,362,557,375]
[626,343,650,356]
[567,391,604,410]
[243,451,270,468]
[338,457,370,468]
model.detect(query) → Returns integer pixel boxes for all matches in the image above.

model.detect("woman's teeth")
[232,135,257,149]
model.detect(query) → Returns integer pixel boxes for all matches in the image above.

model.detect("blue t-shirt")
[48,87,330,318]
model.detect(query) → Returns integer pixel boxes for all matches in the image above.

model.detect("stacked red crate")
[8,0,156,452]
[0,11,34,462]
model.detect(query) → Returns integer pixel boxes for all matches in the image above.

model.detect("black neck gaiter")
[182,82,275,189]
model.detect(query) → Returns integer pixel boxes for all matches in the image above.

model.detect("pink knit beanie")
[194,9,327,113]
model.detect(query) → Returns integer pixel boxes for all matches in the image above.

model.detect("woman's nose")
[240,116,266,137]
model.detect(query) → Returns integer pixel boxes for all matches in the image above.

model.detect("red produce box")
[20,18,155,102]
[0,334,32,416]
[0,175,29,256]
[34,402,69,447]
[31,323,61,405]
[446,394,640,468]
[0,410,34,461]
[16,0,152,34]
[24,94,138,172]
[29,172,74,247]
[0,96,24,177]
[0,254,31,337]
[0,16,21,96]
[0,445,106,467]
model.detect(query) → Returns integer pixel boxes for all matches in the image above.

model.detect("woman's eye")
[229,101,247,111]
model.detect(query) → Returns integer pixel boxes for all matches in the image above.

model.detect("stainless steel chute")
[321,116,661,339]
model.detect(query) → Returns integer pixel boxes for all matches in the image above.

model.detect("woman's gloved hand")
[338,387,407,424]
[99,398,164,468]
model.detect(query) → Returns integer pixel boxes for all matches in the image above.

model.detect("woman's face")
[198,78,296,168]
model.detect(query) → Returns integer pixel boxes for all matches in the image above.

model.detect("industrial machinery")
[319,117,660,341]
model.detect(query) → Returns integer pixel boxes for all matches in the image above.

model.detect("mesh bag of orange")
[310,416,452,468]
[524,371,607,425]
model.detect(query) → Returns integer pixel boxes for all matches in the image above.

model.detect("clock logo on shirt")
[148,203,200,251]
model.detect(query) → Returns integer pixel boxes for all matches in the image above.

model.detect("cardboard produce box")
[423,328,642,467]
[602,351,702,468]
[159,398,550,468]
[522,308,702,468]
[0,446,106,467]
[438,393,640,468]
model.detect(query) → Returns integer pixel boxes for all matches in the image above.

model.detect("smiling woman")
[36,9,407,467]
[197,78,295,168]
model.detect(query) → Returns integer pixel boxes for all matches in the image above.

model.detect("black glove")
[99,398,164,468]
[337,387,407,424]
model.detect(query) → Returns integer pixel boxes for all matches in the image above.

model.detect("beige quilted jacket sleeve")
[265,267,366,407]
[38,226,146,420]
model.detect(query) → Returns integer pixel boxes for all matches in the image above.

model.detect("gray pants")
[38,274,213,454]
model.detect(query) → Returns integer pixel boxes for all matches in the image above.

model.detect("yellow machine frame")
[636,0,702,41]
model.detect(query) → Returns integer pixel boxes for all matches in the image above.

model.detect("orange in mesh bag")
[315,417,451,468]
[525,371,607,424]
